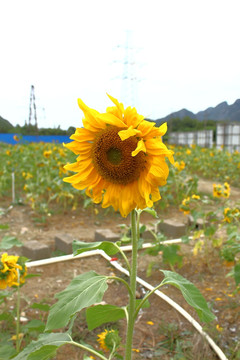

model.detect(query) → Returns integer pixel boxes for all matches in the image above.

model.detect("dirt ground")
[0,179,240,359]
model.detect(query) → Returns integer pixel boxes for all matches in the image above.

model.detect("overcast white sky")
[1,0,240,130]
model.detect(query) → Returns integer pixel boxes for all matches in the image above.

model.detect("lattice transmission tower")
[113,30,143,108]
[28,85,38,129]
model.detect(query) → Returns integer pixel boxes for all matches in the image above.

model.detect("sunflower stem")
[16,271,21,353]
[125,210,138,360]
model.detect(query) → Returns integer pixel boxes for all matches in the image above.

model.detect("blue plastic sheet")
[0,134,71,144]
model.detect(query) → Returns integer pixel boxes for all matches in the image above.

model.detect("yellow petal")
[97,112,127,128]
[118,126,141,141]
[107,93,124,118]
[123,106,144,128]
[158,122,168,136]
[70,128,95,142]
[78,99,104,130]
[137,120,155,137]
[132,139,146,156]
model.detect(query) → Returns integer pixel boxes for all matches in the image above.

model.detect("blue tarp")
[0,134,71,144]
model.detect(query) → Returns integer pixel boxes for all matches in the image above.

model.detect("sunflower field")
[0,141,240,214]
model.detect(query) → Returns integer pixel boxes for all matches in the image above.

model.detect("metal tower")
[112,30,142,108]
[28,85,38,128]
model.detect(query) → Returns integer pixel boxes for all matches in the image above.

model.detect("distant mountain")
[0,116,13,133]
[155,99,240,126]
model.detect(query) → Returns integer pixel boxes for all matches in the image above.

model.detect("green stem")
[113,243,131,272]
[16,272,21,353]
[68,340,108,360]
[136,210,141,243]
[107,276,133,297]
[125,210,138,360]
[134,282,164,320]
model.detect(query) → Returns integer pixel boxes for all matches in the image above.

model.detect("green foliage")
[12,333,72,360]
[159,244,183,268]
[0,236,23,250]
[45,271,108,331]
[72,240,119,257]
[0,116,14,133]
[163,116,216,133]
[0,344,17,360]
[160,270,215,323]
[6,123,76,136]
[233,264,240,286]
[86,305,126,330]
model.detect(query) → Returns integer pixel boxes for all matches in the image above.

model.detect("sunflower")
[63,94,174,217]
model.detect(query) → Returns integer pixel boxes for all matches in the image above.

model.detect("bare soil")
[0,179,240,360]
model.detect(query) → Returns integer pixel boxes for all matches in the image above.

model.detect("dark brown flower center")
[91,126,147,184]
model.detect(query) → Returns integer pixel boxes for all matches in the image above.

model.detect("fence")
[0,134,70,145]
[168,130,214,148]
[216,124,240,152]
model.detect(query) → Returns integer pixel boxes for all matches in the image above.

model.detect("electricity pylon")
[28,85,38,129]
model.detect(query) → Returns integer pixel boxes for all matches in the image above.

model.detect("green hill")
[0,116,13,133]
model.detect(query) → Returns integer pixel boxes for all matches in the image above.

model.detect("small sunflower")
[97,329,121,352]
[63,94,174,217]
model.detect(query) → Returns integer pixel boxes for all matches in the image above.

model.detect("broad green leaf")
[86,304,126,330]
[45,271,108,331]
[12,333,71,360]
[0,344,16,360]
[0,236,23,250]
[234,263,240,286]
[22,319,45,333]
[160,270,215,323]
[28,346,57,360]
[72,240,119,256]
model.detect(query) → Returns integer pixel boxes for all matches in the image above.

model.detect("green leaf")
[25,274,41,279]
[31,303,50,312]
[142,208,158,218]
[204,226,217,237]
[28,346,57,360]
[12,333,72,360]
[0,236,23,250]
[160,270,215,323]
[45,271,108,331]
[181,235,190,244]
[72,240,119,256]
[0,312,14,322]
[0,344,16,360]
[160,244,183,268]
[234,263,240,286]
[86,304,126,330]
[22,319,45,333]
[0,224,9,230]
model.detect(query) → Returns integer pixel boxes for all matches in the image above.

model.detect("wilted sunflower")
[63,94,174,217]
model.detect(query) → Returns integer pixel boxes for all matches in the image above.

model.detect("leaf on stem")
[86,304,126,330]
[160,270,215,323]
[11,333,72,360]
[72,240,119,256]
[45,271,108,331]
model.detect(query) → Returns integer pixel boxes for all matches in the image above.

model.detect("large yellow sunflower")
[63,94,174,217]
